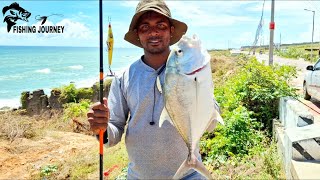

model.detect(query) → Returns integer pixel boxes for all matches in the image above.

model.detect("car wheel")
[303,82,311,100]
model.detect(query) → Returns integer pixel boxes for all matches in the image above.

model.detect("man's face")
[136,11,174,54]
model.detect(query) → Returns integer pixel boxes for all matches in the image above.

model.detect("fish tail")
[173,153,212,179]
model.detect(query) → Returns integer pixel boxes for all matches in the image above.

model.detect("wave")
[75,77,98,88]
[35,68,51,74]
[69,65,84,70]
[0,97,20,109]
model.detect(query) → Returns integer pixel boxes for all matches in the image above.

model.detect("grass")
[0,108,92,142]
[206,141,285,179]
[0,111,43,141]
[29,138,128,180]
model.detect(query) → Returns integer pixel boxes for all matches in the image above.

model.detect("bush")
[58,84,94,103]
[59,84,78,103]
[20,91,28,109]
[201,106,264,166]
[275,47,318,62]
[63,99,91,121]
[77,87,94,101]
[201,57,297,170]
[215,57,297,132]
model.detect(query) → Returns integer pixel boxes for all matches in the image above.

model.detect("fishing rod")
[99,0,104,179]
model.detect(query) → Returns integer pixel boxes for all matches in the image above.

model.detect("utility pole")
[304,9,315,61]
[280,33,281,49]
[269,0,275,66]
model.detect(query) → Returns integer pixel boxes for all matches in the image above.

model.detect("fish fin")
[159,107,173,127]
[206,119,217,132]
[215,110,224,125]
[172,158,190,179]
[156,75,162,93]
[206,109,224,132]
[173,153,212,180]
[191,154,213,180]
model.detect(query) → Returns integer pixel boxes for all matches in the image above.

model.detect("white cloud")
[57,19,93,39]
[167,1,255,27]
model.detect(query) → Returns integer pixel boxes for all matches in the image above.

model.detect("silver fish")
[157,34,224,179]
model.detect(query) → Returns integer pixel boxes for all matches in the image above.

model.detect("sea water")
[0,46,142,108]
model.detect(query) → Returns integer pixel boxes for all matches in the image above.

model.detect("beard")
[143,36,170,54]
[145,45,167,54]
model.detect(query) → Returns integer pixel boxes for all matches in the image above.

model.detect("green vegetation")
[216,57,297,132]
[275,45,319,62]
[40,164,58,177]
[58,83,94,103]
[63,99,91,121]
[200,54,296,178]
[20,91,28,109]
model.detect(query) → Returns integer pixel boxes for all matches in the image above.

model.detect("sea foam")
[36,68,51,74]
[69,65,84,70]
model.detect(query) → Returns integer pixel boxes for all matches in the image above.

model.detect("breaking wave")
[35,68,51,74]
[69,65,84,70]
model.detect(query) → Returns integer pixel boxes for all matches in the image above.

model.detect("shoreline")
[0,67,127,109]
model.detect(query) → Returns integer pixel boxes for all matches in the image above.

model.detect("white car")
[303,59,320,100]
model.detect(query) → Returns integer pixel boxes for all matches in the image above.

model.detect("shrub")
[59,84,78,103]
[77,87,94,101]
[63,99,91,121]
[20,91,28,109]
[58,84,94,103]
[201,56,297,169]
[215,57,297,132]
[201,106,264,166]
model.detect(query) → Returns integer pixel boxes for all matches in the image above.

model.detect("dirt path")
[0,131,97,179]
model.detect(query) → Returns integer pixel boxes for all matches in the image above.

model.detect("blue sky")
[1,0,320,50]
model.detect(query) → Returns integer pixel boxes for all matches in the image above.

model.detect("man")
[87,0,207,179]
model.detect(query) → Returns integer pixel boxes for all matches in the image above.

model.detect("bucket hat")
[124,0,188,48]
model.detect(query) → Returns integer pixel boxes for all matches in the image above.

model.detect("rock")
[48,89,63,109]
[25,89,49,116]
[92,78,113,102]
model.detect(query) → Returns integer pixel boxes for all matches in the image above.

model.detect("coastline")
[0,66,129,110]
[0,46,143,110]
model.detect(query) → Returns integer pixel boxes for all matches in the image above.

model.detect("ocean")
[0,46,143,108]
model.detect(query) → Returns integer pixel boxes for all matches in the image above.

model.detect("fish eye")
[175,49,182,56]
[175,49,183,57]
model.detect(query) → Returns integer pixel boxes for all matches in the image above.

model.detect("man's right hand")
[87,97,109,135]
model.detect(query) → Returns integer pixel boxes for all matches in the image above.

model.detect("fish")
[157,34,224,179]
[2,2,31,32]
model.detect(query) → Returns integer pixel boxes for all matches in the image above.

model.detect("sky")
[1,0,320,50]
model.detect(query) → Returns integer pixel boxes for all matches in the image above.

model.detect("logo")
[35,14,63,25]
[2,2,31,32]
[2,2,64,34]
